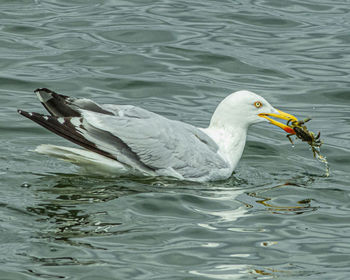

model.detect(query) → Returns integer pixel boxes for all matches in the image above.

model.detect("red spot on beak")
[284,126,295,134]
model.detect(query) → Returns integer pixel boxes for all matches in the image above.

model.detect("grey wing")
[22,89,228,179]
[82,110,228,179]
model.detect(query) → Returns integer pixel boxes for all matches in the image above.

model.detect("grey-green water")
[1,0,350,279]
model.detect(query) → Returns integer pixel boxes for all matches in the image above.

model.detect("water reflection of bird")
[18,88,297,182]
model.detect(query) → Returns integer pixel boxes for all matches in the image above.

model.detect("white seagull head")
[210,90,297,133]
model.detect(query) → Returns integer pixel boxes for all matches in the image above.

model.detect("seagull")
[18,88,297,182]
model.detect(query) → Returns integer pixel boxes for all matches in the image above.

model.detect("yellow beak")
[259,109,298,134]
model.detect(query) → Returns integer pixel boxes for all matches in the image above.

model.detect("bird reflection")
[25,174,160,247]
[25,173,240,246]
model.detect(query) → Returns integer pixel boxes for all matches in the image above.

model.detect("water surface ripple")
[1,0,350,279]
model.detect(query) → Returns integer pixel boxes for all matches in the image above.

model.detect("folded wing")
[19,89,229,179]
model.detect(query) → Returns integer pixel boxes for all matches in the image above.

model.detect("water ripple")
[1,0,350,279]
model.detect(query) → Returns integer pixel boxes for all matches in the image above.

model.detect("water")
[1,0,350,279]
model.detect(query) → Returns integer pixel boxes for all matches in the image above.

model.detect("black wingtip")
[17,109,26,116]
[34,88,70,100]
[17,108,118,161]
[17,109,37,120]
[34,88,54,94]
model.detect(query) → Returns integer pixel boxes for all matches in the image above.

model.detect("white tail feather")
[35,144,130,176]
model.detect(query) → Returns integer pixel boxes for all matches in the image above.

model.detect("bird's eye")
[254,101,263,108]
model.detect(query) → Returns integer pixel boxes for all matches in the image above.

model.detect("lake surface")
[1,0,350,279]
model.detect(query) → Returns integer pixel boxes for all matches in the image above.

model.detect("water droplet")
[315,151,330,177]
[21,183,31,188]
